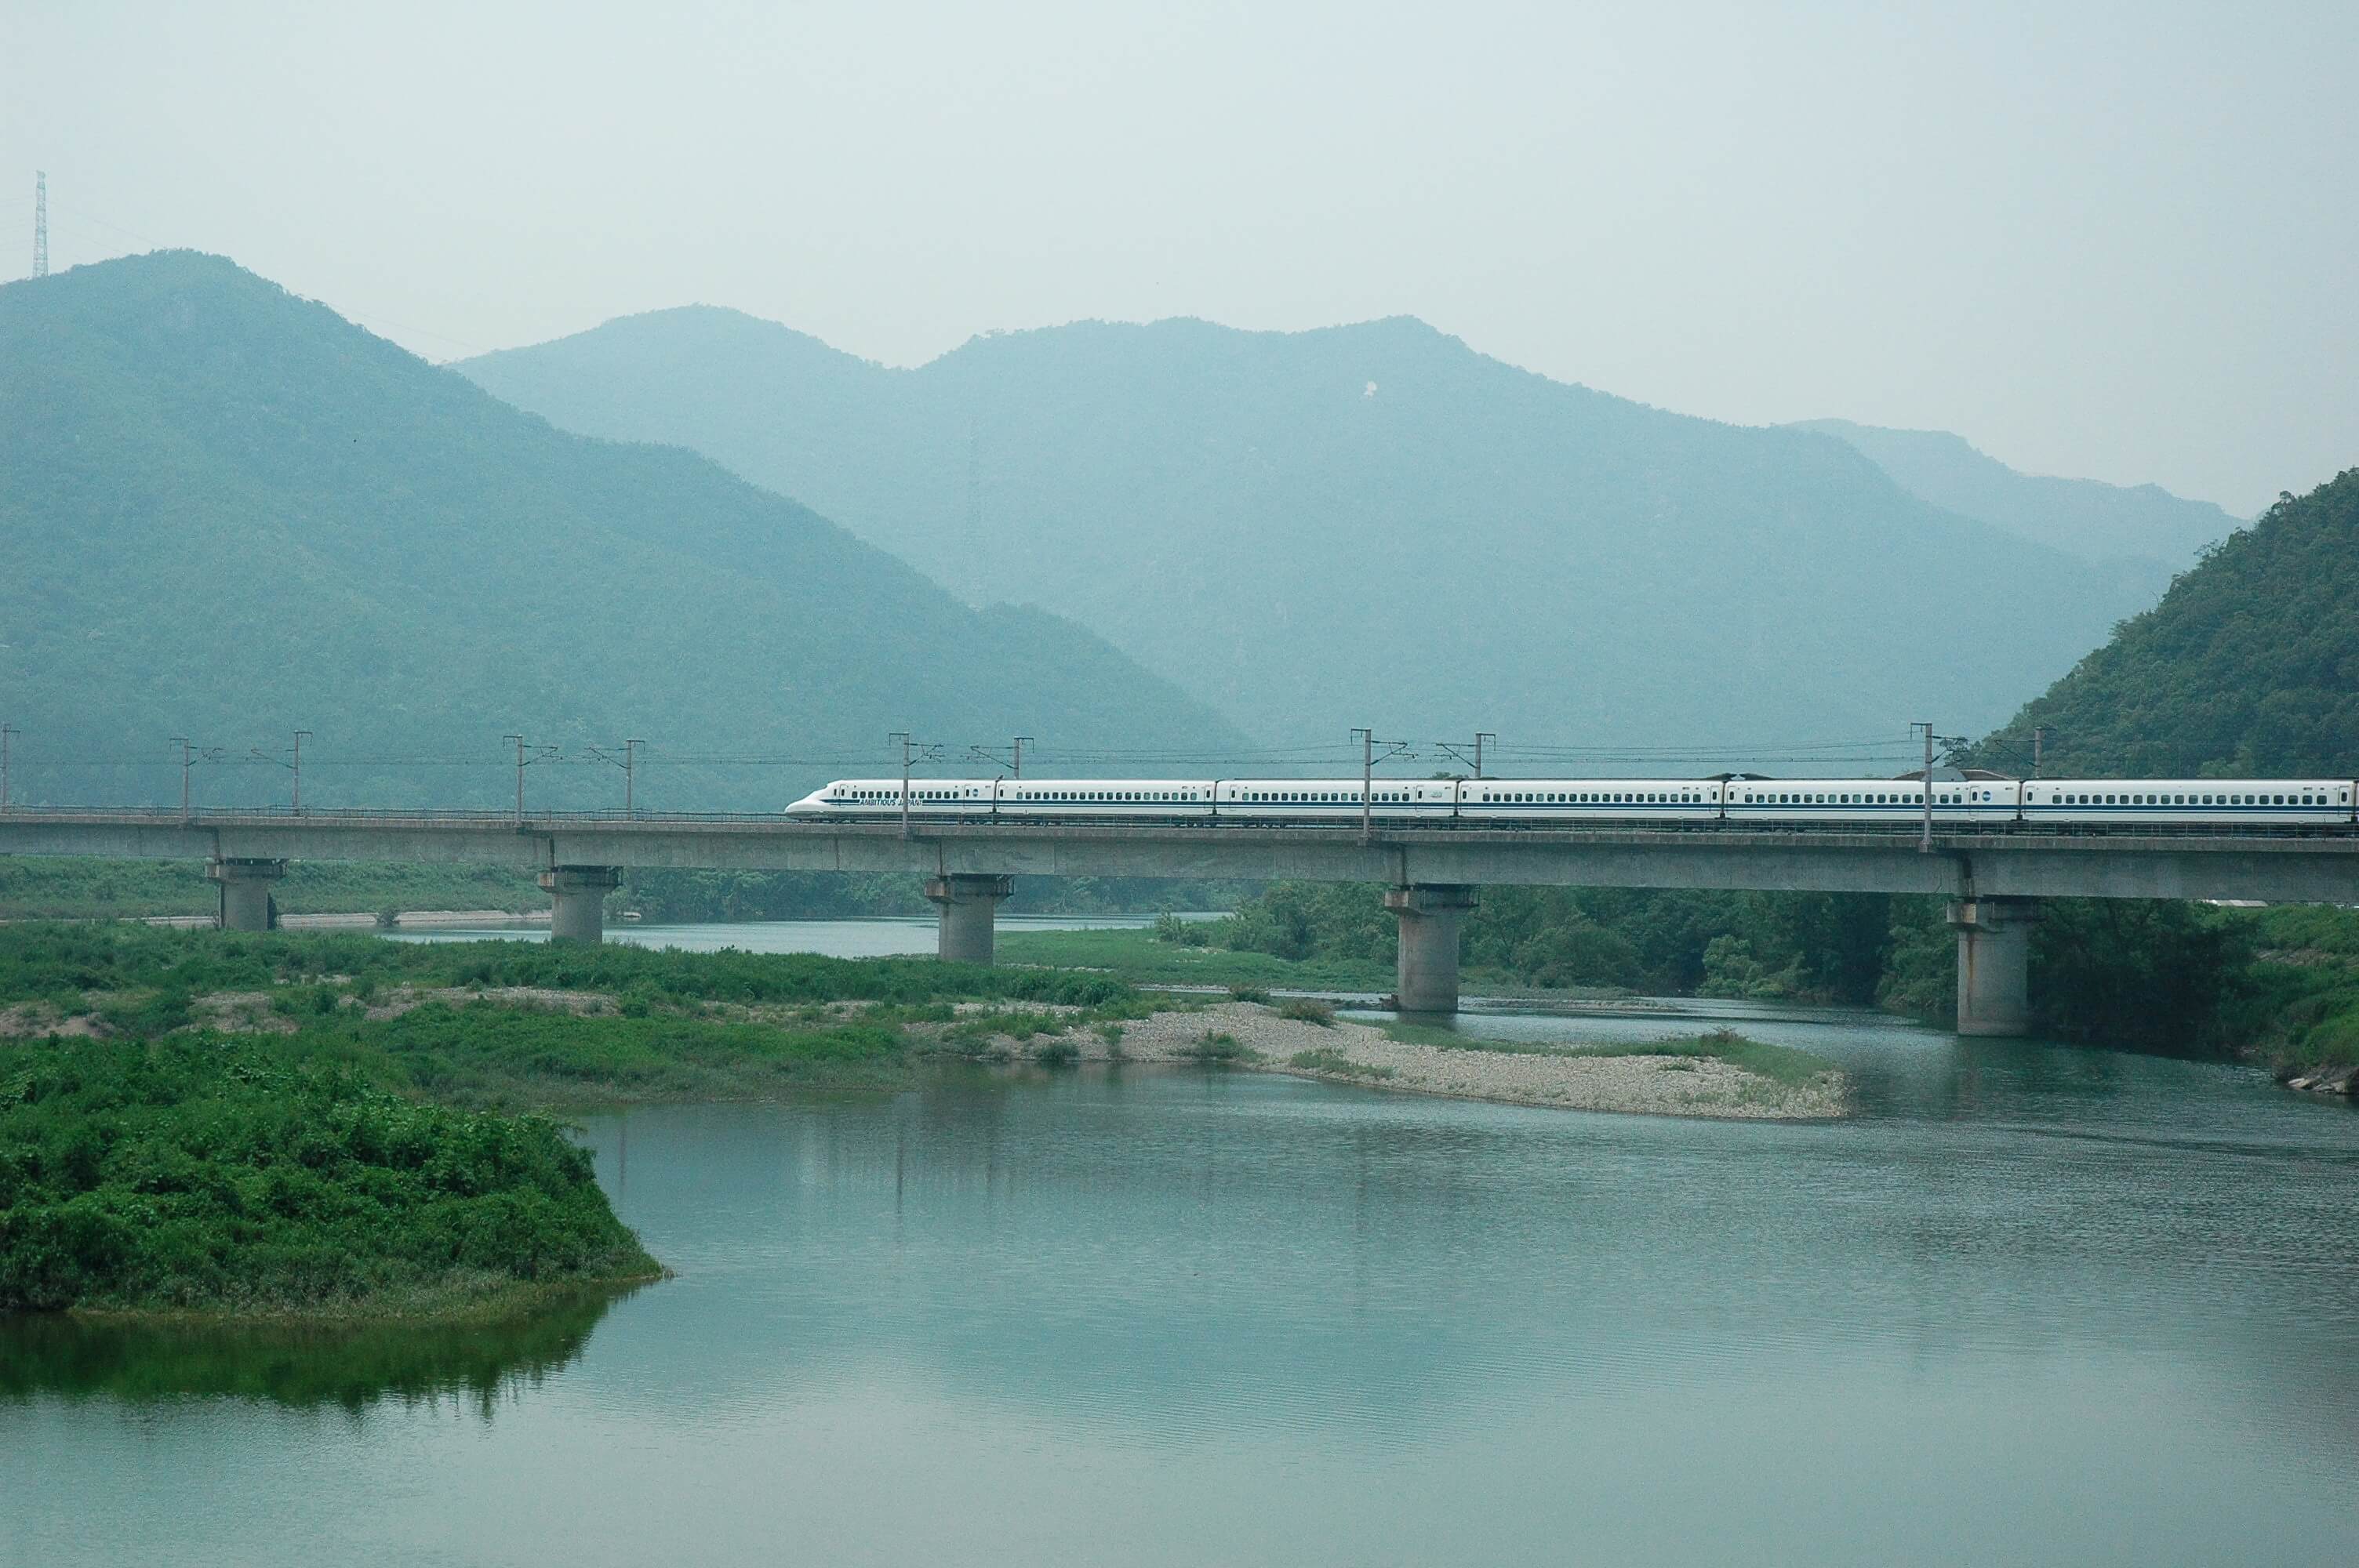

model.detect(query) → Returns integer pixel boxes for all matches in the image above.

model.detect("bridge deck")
[5,809,2357,902]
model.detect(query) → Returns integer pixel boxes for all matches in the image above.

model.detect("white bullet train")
[788,775,2359,829]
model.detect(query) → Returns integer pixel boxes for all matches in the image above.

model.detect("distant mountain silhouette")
[1971,470,2359,778]
[0,255,1241,808]
[1789,418,2239,601]
[464,309,2158,756]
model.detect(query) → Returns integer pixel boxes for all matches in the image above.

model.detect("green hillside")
[463,307,2157,753]
[0,254,1242,809]
[1972,470,2359,777]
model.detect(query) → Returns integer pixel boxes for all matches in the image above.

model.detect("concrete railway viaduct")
[5,808,2357,1036]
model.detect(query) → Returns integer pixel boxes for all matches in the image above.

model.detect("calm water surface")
[6,928,2358,1566]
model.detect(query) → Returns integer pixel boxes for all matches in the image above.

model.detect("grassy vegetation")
[0,922,1132,1012]
[0,1035,660,1316]
[351,1005,919,1108]
[1287,1047,1394,1081]
[994,927,1392,989]
[2222,904,2359,1076]
[0,858,544,920]
[0,924,1161,1112]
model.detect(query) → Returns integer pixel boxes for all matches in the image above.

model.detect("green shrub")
[1183,1031,1252,1065]
[0,1036,658,1315]
[1277,997,1336,1026]
[1034,1040,1081,1068]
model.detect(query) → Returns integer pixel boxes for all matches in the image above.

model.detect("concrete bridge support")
[1950,896,2041,1036]
[927,874,1013,965]
[540,866,621,944]
[207,858,285,932]
[1386,884,1478,1014]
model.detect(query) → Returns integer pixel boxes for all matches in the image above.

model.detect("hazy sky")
[5,1,2353,512]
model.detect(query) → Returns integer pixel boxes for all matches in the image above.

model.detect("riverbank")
[986,1001,1847,1120]
[0,924,1850,1319]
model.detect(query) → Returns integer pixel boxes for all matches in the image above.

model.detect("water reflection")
[0,1286,636,1417]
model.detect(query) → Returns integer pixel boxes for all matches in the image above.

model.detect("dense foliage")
[1190,882,1920,1004]
[1972,470,2359,776]
[0,923,1133,1012]
[0,1036,658,1314]
[0,252,1240,811]
[461,305,2150,748]
[1179,882,2263,1056]
[0,857,543,920]
[619,869,1256,924]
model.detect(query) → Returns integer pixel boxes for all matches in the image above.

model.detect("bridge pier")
[927,874,1012,965]
[206,858,285,931]
[1385,884,1478,1014]
[1950,896,2041,1036]
[540,866,621,943]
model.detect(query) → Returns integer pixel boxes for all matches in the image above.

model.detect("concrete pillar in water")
[926,874,1013,965]
[1950,896,2041,1036]
[207,858,286,932]
[540,866,621,944]
[1385,884,1478,1014]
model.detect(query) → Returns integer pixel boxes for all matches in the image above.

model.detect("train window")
[2275,794,2287,805]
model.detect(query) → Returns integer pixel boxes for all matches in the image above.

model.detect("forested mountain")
[1790,418,2238,597]
[1971,470,2359,777]
[461,309,2155,754]
[0,254,1241,810]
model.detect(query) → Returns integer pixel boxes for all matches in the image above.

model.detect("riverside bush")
[0,1036,656,1315]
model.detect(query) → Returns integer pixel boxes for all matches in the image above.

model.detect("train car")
[1457,778,1717,823]
[2022,779,2353,828]
[994,779,1216,817]
[1215,779,1453,820]
[1721,777,2019,826]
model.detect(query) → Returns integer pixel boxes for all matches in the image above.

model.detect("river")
[6,921,2358,1566]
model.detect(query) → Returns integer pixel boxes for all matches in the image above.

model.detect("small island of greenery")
[0,1035,660,1317]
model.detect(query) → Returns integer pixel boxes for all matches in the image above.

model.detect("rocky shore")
[2281,1062,2358,1097]
[1016,1001,1849,1120]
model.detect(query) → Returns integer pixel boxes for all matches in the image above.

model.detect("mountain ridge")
[1788,417,2240,590]
[463,307,2152,754]
[0,252,1244,809]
